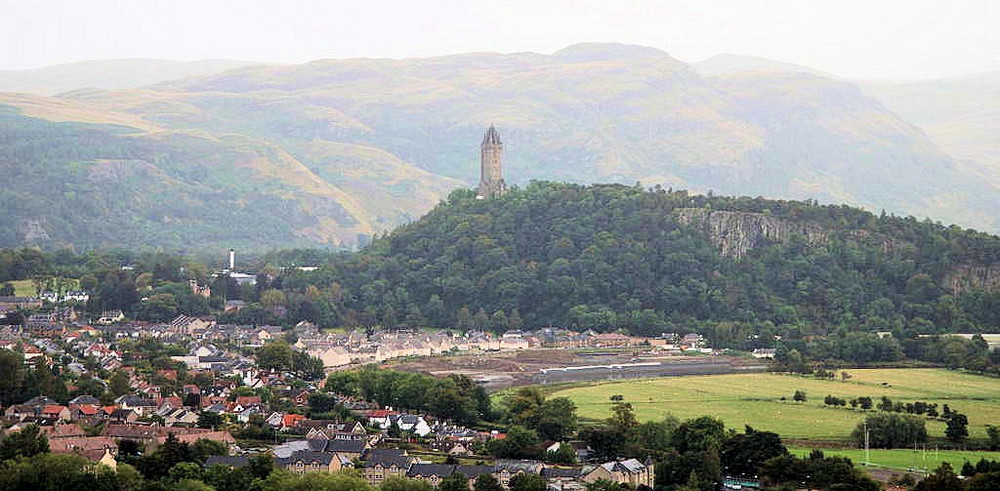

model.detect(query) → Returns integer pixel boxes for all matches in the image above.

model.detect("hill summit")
[309,182,1000,336]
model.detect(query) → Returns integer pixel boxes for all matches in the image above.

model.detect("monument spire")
[477,125,506,199]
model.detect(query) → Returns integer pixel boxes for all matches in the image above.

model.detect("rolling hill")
[858,71,1000,189]
[0,59,261,95]
[1,43,998,250]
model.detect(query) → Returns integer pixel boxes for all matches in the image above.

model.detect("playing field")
[789,447,1000,473]
[7,278,79,297]
[549,369,1000,441]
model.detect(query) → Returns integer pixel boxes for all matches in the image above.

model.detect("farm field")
[549,369,1000,441]
[789,447,1000,474]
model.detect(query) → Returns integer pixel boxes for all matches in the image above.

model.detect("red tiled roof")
[77,404,98,415]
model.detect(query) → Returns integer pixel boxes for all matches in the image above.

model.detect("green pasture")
[549,369,1000,441]
[789,447,1000,474]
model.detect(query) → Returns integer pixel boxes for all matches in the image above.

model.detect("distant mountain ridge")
[0,59,262,95]
[0,44,998,251]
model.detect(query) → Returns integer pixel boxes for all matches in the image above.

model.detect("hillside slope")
[1,44,998,250]
[299,182,1000,335]
[859,72,1000,189]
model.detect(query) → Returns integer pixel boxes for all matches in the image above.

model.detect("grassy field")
[7,278,79,297]
[549,369,1000,441]
[789,447,1000,473]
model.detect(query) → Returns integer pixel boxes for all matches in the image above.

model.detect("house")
[42,422,85,439]
[367,409,398,428]
[97,310,125,325]
[282,413,306,430]
[4,395,59,421]
[116,395,157,416]
[275,450,353,475]
[293,389,311,406]
[592,332,631,348]
[364,449,416,485]
[392,414,431,437]
[405,464,495,488]
[313,438,367,459]
[169,315,211,335]
[49,435,118,461]
[580,458,654,488]
[98,447,118,469]
[495,460,545,487]
[0,296,42,310]
[681,333,705,348]
[406,464,456,487]
[206,455,251,469]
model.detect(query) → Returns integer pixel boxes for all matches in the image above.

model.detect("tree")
[487,425,540,459]
[967,471,1000,491]
[582,425,627,462]
[473,474,503,491]
[584,480,625,491]
[792,390,807,403]
[546,442,578,464]
[720,426,787,477]
[0,348,25,405]
[382,477,433,491]
[505,387,545,426]
[260,470,374,491]
[0,424,49,460]
[609,402,638,432]
[987,425,1000,451]
[914,463,964,491]
[109,370,131,397]
[509,473,546,491]
[438,473,470,491]
[852,413,927,449]
[260,289,287,309]
[858,396,873,410]
[197,411,223,429]
[257,340,294,372]
[946,412,969,443]
[672,416,726,454]
[0,283,13,296]
[532,397,578,441]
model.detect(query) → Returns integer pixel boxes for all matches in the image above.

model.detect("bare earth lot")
[383,348,765,390]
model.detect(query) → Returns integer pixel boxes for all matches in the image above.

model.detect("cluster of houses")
[211,417,654,491]
[2,385,656,491]
[2,395,234,464]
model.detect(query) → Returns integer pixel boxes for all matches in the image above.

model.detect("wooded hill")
[289,182,1000,339]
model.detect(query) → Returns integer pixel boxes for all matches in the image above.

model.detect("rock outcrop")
[674,208,828,259]
[945,265,1000,294]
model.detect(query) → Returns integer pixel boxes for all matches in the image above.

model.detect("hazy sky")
[1,0,997,80]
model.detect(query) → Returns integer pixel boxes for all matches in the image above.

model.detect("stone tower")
[477,125,506,199]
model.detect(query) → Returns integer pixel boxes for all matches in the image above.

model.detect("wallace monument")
[477,125,506,200]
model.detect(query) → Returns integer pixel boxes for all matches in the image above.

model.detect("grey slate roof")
[205,455,250,468]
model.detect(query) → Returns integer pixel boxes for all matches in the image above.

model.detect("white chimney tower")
[229,249,235,270]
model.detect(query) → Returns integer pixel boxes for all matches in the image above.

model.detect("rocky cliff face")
[676,208,1000,293]
[674,208,828,259]
[945,265,1000,294]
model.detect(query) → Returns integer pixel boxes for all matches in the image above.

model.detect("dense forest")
[4,182,1000,369]
[285,182,1000,339]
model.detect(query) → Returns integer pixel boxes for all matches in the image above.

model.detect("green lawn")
[549,369,1000,441]
[6,278,79,297]
[789,447,1000,473]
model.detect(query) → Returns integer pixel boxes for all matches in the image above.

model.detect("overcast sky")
[1,0,996,80]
